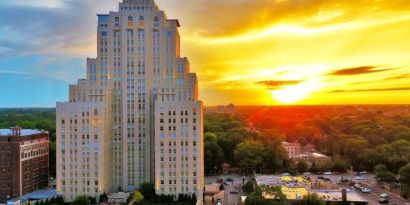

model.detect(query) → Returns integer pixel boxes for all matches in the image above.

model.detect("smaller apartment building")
[0,127,49,203]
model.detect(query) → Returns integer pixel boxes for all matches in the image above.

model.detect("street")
[205,174,246,205]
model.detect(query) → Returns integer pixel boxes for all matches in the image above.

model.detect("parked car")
[340,176,349,182]
[356,176,365,180]
[323,177,331,181]
[361,188,371,193]
[380,193,389,198]
[318,176,324,179]
[324,171,333,175]
[379,197,389,204]
[354,183,362,189]
[303,172,311,176]
[226,178,234,182]
[282,173,290,176]
[360,171,368,175]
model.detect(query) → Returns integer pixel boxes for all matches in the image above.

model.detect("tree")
[204,133,225,173]
[374,164,397,182]
[99,193,108,203]
[298,193,325,205]
[139,183,155,200]
[133,191,144,205]
[297,160,309,173]
[73,195,89,205]
[234,140,266,170]
[399,163,410,198]
[399,163,410,185]
[242,178,256,194]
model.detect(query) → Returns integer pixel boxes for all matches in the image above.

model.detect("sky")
[0,0,409,107]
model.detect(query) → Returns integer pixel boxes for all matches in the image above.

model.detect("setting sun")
[271,79,323,104]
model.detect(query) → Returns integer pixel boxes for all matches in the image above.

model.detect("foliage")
[399,163,410,198]
[140,183,156,200]
[244,106,410,175]
[243,178,257,194]
[133,191,144,204]
[234,140,266,169]
[73,195,89,205]
[296,159,309,173]
[204,133,225,173]
[374,164,397,182]
[99,193,108,203]
[297,193,325,205]
[245,184,288,205]
[34,197,64,205]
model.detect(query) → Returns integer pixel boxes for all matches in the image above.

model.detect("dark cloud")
[329,66,391,76]
[257,80,301,90]
[330,87,410,93]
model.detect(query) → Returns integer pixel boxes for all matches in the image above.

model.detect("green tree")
[204,133,225,173]
[374,164,397,182]
[298,193,325,205]
[73,195,89,205]
[139,183,155,200]
[399,163,410,197]
[234,140,266,170]
[297,159,309,173]
[133,191,144,205]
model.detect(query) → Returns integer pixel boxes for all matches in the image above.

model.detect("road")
[205,174,246,205]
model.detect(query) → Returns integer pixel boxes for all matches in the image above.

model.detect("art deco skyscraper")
[56,0,204,201]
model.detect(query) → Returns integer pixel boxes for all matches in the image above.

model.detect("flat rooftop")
[0,129,45,137]
[256,175,367,202]
[8,188,60,203]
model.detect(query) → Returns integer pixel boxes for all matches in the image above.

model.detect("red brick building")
[0,127,49,203]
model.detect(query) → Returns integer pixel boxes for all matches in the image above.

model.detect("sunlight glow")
[271,78,323,104]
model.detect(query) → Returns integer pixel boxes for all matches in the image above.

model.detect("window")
[115,17,119,22]
[154,16,159,26]
[139,16,144,22]
[128,16,133,22]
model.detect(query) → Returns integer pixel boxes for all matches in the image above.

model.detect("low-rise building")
[107,192,130,204]
[282,142,330,164]
[0,127,49,203]
[255,175,368,204]
[282,142,302,156]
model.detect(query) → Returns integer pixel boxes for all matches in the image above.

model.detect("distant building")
[0,127,49,203]
[226,104,235,114]
[282,142,302,157]
[204,104,235,114]
[282,142,330,163]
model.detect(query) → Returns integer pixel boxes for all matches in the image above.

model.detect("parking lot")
[308,172,409,205]
[206,173,410,205]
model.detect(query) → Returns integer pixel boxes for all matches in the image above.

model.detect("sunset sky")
[0,0,410,107]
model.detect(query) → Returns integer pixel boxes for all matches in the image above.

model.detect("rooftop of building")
[0,128,47,137]
[282,141,301,146]
[256,175,367,202]
[8,188,59,203]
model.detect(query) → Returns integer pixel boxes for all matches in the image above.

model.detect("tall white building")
[56,0,204,201]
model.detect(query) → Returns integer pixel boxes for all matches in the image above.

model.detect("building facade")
[282,142,301,157]
[56,0,204,201]
[0,127,49,203]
